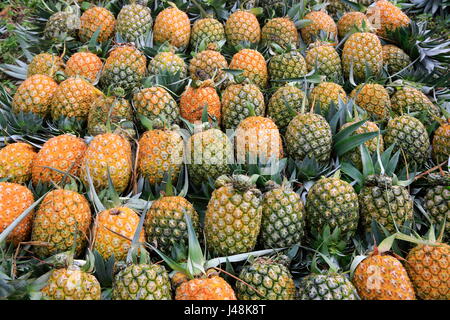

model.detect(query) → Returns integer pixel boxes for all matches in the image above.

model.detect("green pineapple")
[268,50,307,82]
[116,2,153,42]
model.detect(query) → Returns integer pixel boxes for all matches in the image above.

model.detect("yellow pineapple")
[79,6,116,42]
[0,143,36,184]
[153,5,190,49]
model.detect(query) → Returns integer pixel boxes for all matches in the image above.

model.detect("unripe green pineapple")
[305,177,359,237]
[423,174,450,238]
[298,274,359,300]
[268,50,307,82]
[382,45,411,74]
[204,175,263,256]
[190,18,226,48]
[305,44,342,81]
[148,51,187,78]
[236,257,296,300]
[116,3,153,42]
[260,181,306,249]
[285,113,332,162]
[44,11,79,40]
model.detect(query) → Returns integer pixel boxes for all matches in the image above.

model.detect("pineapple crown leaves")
[215,174,261,194]
[394,223,447,247]
[286,156,335,183]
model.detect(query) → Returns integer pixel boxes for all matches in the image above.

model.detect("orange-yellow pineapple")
[301,11,337,44]
[179,81,221,124]
[225,10,261,46]
[229,49,268,88]
[65,52,103,83]
[27,53,64,78]
[79,6,116,42]
[366,0,410,38]
[0,143,36,184]
[153,6,190,49]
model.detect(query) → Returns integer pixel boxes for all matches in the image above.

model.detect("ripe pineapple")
[187,127,232,186]
[306,176,360,237]
[337,12,372,38]
[100,45,147,93]
[390,86,440,124]
[188,49,228,85]
[267,84,308,134]
[31,189,91,258]
[300,11,337,44]
[12,75,58,116]
[0,182,34,245]
[236,258,296,300]
[382,45,411,74]
[384,115,430,165]
[342,32,382,82]
[132,86,179,128]
[79,6,115,42]
[93,207,145,261]
[116,2,153,42]
[180,82,221,124]
[51,77,102,120]
[423,174,450,237]
[153,6,190,49]
[44,11,79,40]
[145,195,199,253]
[176,275,236,300]
[138,128,184,185]
[148,51,187,78]
[204,175,263,256]
[32,134,87,185]
[80,133,132,193]
[260,181,306,248]
[225,10,261,46]
[190,18,226,48]
[432,120,450,164]
[221,83,265,129]
[27,53,64,78]
[0,143,36,184]
[310,82,347,114]
[350,83,391,119]
[285,113,332,162]
[65,52,103,83]
[268,50,307,82]
[366,0,410,38]
[305,43,342,80]
[298,274,359,300]
[261,17,298,49]
[235,116,283,163]
[229,49,268,88]
[41,266,101,300]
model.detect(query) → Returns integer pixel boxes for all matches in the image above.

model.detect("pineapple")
[138,128,184,185]
[31,189,91,258]
[337,12,372,38]
[0,182,34,245]
[300,11,337,44]
[260,180,306,248]
[204,175,263,256]
[27,53,64,78]
[432,120,450,164]
[93,207,145,261]
[423,174,450,238]
[350,83,391,119]
[285,113,332,162]
[298,273,359,300]
[80,133,132,193]
[229,49,268,88]
[267,84,308,134]
[153,6,190,49]
[236,257,296,300]
[51,77,102,120]
[384,115,430,165]
[225,10,261,46]
[188,49,228,85]
[79,6,116,42]
[116,2,153,42]
[12,74,58,116]
[366,0,410,38]
[190,18,226,49]
[309,82,347,114]
[32,134,87,185]
[132,86,180,128]
[342,32,383,82]
[44,11,79,40]
[0,143,36,184]
[148,51,187,78]
[65,52,103,84]
[268,50,307,82]
[382,44,411,74]
[100,45,147,93]
[221,83,265,129]
[306,176,360,237]
[176,276,236,300]
[179,81,221,124]
[261,17,298,49]
[305,43,342,81]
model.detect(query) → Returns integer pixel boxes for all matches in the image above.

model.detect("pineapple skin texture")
[225,10,261,46]
[31,189,91,258]
[261,17,298,49]
[175,276,237,300]
[405,244,450,300]
[353,255,416,300]
[350,83,391,119]
[0,143,36,184]
[41,267,101,300]
[298,274,359,300]
[382,44,411,74]
[366,0,410,38]
[268,51,307,82]
[305,45,342,80]
[180,86,221,124]
[149,51,187,78]
[229,49,268,88]
[300,11,337,44]
[65,52,103,83]
[188,49,228,85]
[0,182,34,245]
[432,122,450,164]
[27,53,64,78]
[337,12,372,38]
[309,82,347,114]
[116,4,153,42]
[79,6,116,42]
[190,18,225,48]
[153,7,190,49]
[424,185,450,238]
[112,264,172,300]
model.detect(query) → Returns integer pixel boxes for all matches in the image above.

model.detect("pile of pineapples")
[0,0,449,301]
